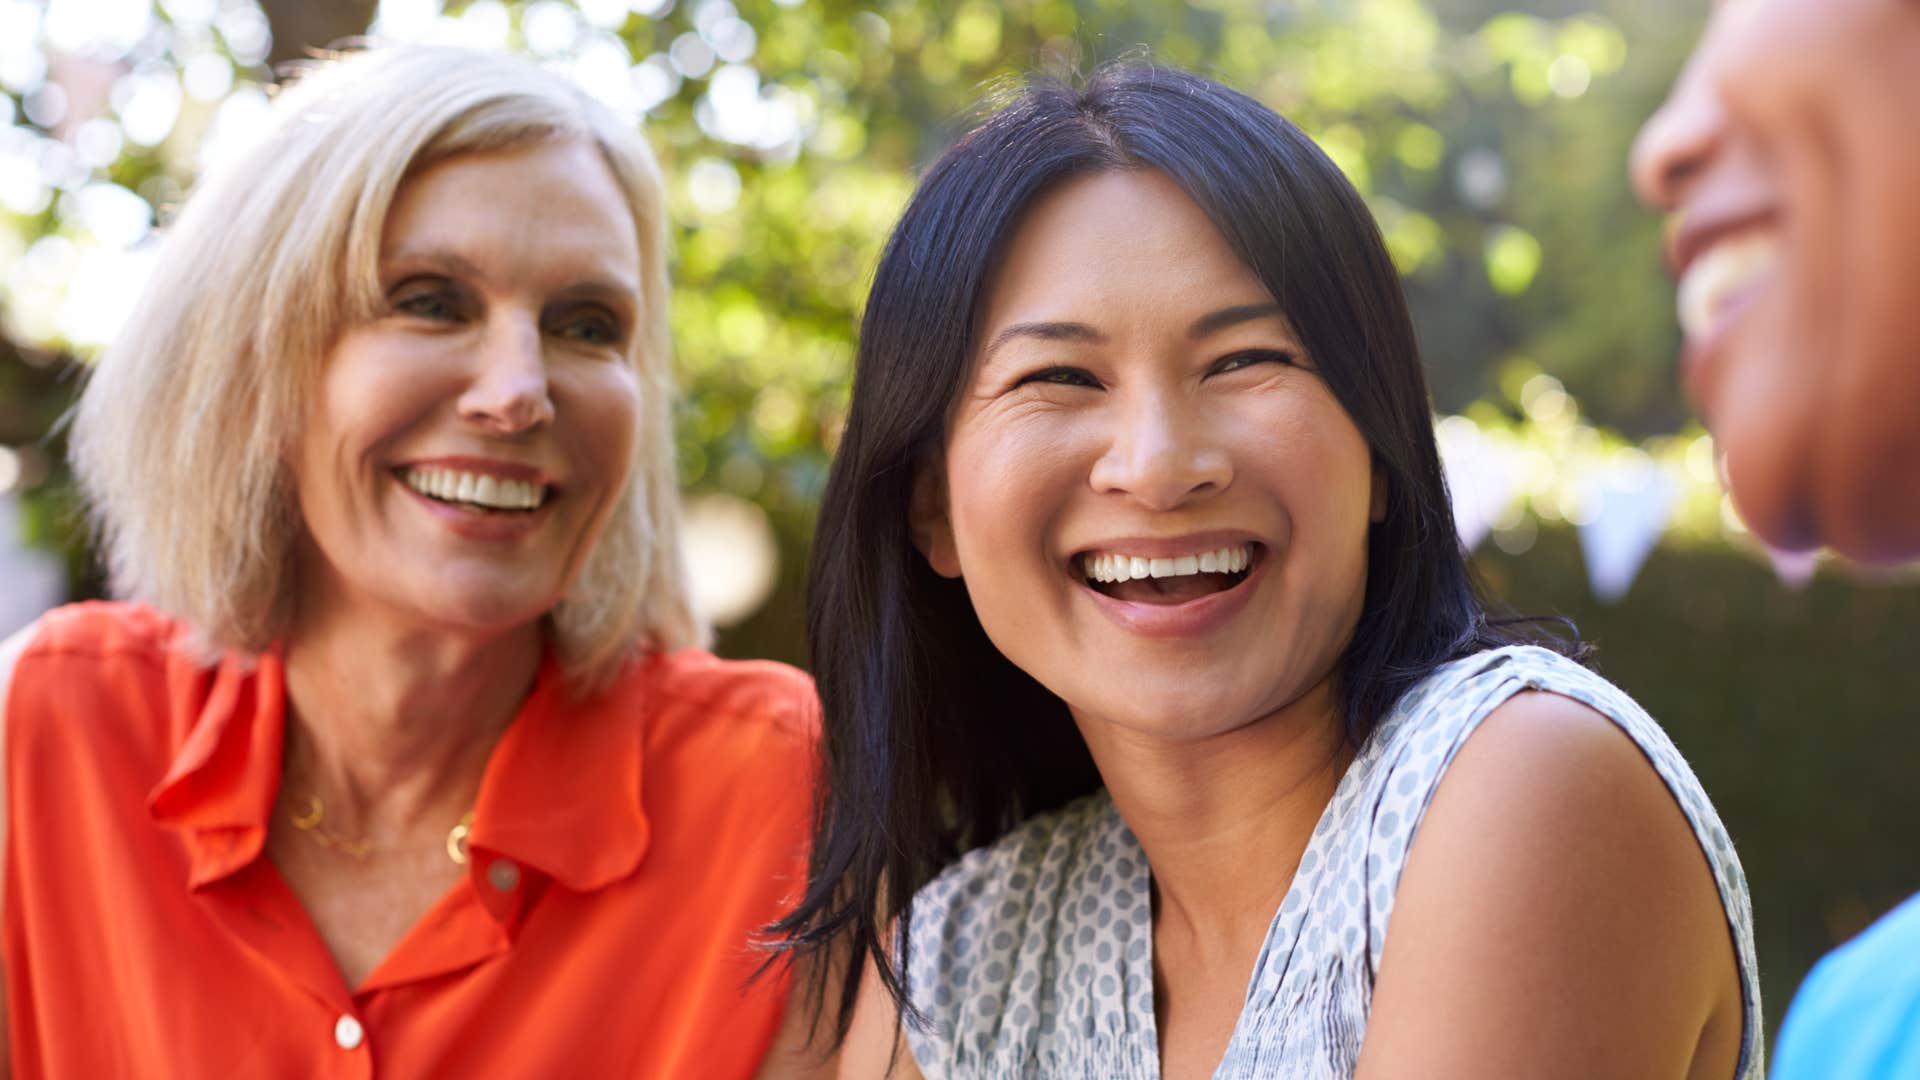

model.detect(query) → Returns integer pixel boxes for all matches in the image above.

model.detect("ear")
[1369,461,1388,524]
[909,461,963,579]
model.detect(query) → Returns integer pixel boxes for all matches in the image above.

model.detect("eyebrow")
[383,247,641,297]
[981,321,1106,364]
[981,303,1291,365]
[382,248,488,283]
[1188,302,1288,339]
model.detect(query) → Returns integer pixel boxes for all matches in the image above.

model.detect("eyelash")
[550,308,623,346]
[1013,349,1296,389]
[1016,366,1102,389]
[392,283,462,321]
[389,283,624,347]
[1213,348,1296,374]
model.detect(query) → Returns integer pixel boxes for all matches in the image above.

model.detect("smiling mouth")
[1079,542,1259,605]
[1677,229,1779,345]
[397,466,553,513]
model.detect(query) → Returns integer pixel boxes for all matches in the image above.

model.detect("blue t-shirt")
[1773,891,1920,1079]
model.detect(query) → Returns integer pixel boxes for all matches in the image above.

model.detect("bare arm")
[0,621,37,1079]
[1355,691,1743,1080]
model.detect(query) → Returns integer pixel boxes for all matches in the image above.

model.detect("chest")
[265,827,468,988]
[1151,942,1263,1080]
[904,789,1400,1079]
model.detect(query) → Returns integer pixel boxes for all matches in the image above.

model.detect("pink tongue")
[1106,574,1231,605]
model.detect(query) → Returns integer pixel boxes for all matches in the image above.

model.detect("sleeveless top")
[900,646,1763,1079]
[5,602,819,1078]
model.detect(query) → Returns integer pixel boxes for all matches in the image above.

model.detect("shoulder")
[1356,670,1756,1076]
[1388,644,1628,738]
[2,601,199,731]
[1368,645,1729,878]
[1773,893,1920,1078]
[628,648,819,758]
[615,650,819,829]
[908,791,1113,942]
[10,601,185,664]
[3,603,227,786]
[903,791,1118,1010]
[642,649,817,731]
[900,791,1143,1073]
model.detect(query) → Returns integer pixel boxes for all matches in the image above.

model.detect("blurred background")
[1,0,1914,1036]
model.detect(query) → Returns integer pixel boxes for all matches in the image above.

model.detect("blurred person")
[777,63,1761,1079]
[0,46,819,1077]
[1633,1,1920,1076]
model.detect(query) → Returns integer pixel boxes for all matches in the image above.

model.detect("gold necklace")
[288,793,475,865]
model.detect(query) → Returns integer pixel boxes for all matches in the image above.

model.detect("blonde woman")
[0,47,817,1076]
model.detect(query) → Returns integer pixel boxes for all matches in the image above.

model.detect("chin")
[1075,680,1297,743]
[1814,486,1920,565]
[405,582,559,640]
[1721,395,1920,564]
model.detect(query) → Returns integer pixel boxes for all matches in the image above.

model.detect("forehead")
[979,168,1277,332]
[382,140,641,282]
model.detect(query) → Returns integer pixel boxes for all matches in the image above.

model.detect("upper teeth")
[1082,544,1252,583]
[401,467,546,510]
[1677,231,1778,341]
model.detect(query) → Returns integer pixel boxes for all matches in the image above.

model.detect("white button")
[334,1014,364,1050]
[487,858,521,891]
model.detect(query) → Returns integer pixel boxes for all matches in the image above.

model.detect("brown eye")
[1212,349,1295,375]
[1016,366,1102,389]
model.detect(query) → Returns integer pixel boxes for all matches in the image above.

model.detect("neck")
[279,597,542,838]
[1076,675,1353,957]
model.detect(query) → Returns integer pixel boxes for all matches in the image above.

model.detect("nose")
[1630,55,1726,211]
[458,315,554,434]
[1088,388,1232,510]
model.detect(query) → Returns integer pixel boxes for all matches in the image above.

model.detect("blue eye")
[554,313,621,345]
[391,280,461,321]
[1017,366,1101,389]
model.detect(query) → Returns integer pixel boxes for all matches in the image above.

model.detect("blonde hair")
[69,45,706,689]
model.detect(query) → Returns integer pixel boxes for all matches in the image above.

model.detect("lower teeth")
[1089,569,1248,597]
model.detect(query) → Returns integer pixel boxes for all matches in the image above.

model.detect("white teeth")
[1677,231,1778,342]
[1081,543,1256,583]
[400,467,546,510]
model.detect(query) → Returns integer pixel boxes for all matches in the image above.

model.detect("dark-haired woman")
[776,64,1760,1079]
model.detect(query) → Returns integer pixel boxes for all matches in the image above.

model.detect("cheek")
[944,419,1083,568]
[304,339,452,468]
[1239,394,1375,522]
[559,366,644,487]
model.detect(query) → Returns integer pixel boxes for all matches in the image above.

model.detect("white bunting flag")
[1576,458,1679,604]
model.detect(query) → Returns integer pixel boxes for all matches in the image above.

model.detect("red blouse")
[4,602,818,1077]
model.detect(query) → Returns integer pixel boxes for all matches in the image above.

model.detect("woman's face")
[291,139,644,637]
[1631,0,1920,561]
[915,169,1380,740]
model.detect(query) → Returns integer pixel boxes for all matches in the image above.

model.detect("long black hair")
[768,60,1583,1037]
